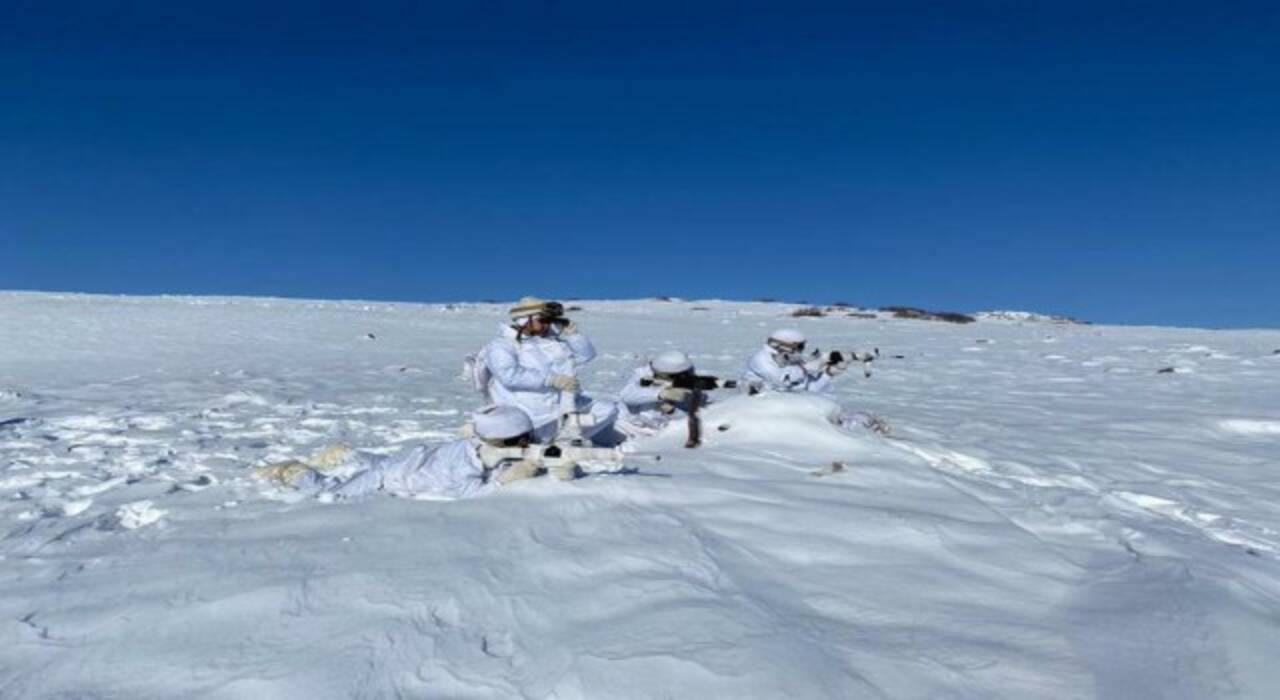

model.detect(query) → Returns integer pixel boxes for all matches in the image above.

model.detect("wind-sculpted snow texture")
[2,292,1279,698]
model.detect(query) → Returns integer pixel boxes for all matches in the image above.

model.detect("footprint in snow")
[98,500,168,531]
[1107,490,1275,555]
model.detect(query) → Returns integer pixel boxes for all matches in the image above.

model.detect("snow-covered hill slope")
[2,292,1279,698]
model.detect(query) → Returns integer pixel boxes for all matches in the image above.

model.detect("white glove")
[546,374,579,392]
[825,362,847,377]
[803,357,826,375]
[557,321,578,336]
[659,386,692,403]
[783,367,809,386]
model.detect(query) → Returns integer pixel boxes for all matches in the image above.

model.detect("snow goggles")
[535,301,565,322]
[768,338,805,353]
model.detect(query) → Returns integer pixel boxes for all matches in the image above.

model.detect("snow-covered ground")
[2,292,1279,699]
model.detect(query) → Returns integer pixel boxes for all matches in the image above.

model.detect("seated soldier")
[472,296,618,444]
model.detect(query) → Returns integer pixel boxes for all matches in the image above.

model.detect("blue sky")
[2,1,1277,327]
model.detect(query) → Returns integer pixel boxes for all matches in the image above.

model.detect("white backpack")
[462,352,491,396]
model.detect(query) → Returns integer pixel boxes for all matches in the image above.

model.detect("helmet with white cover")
[473,405,534,444]
[767,328,807,353]
[509,296,565,323]
[651,350,694,377]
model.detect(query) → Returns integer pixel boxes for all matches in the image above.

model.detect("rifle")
[637,372,733,449]
[556,389,594,444]
[817,348,879,378]
[478,443,624,469]
[638,374,738,391]
[478,443,657,480]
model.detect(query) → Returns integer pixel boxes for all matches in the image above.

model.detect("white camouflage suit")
[481,324,619,442]
[741,344,887,434]
[617,366,698,434]
[742,345,833,394]
[292,439,509,500]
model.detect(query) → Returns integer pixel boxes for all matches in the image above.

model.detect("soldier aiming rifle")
[619,350,736,446]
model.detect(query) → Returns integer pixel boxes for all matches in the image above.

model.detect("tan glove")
[546,374,579,392]
[550,463,579,481]
[253,460,314,486]
[496,459,543,485]
[306,443,354,470]
[659,386,692,403]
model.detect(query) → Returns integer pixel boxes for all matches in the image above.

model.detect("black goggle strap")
[769,339,804,353]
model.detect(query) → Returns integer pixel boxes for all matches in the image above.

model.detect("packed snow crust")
[2,292,1279,698]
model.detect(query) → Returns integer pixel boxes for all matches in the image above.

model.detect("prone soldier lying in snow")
[253,406,622,499]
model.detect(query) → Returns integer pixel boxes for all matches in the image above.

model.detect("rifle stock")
[478,443,623,470]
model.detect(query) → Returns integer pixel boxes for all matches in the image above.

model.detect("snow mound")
[976,309,1085,324]
[1218,419,1280,436]
[651,393,854,452]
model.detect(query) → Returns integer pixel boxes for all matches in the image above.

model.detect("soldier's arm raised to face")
[562,330,596,365]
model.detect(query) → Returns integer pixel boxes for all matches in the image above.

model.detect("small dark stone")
[880,306,975,324]
[790,306,826,318]
[366,333,377,340]
[932,311,977,324]
[1156,367,1177,374]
